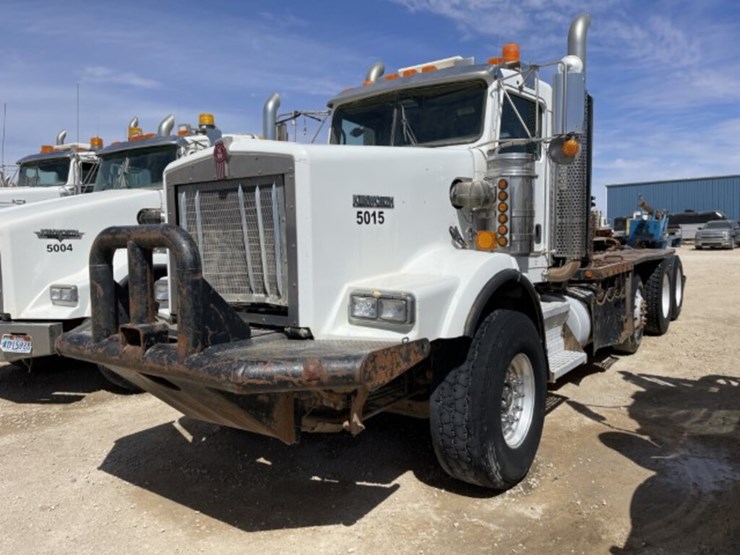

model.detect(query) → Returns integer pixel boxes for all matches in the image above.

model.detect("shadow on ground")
[99,411,499,532]
[574,372,739,554]
[0,358,109,404]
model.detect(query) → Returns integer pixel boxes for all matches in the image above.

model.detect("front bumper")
[695,236,732,248]
[57,224,430,443]
[0,321,63,362]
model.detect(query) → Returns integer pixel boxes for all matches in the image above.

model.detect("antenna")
[76,83,80,145]
[1,103,6,171]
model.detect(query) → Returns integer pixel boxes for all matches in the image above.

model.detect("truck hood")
[0,186,69,209]
[0,188,163,319]
[166,138,503,339]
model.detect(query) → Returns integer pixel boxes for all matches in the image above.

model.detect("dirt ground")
[1,245,738,554]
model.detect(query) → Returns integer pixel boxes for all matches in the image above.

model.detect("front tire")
[430,310,547,490]
[644,259,672,335]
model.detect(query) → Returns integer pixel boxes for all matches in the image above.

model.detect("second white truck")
[0,114,221,384]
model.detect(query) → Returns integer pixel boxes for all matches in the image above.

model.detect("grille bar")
[237,185,256,292]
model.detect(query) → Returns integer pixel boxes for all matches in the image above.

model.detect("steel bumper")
[55,224,430,442]
[0,321,63,362]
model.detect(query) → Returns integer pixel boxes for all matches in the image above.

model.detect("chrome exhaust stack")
[263,93,281,140]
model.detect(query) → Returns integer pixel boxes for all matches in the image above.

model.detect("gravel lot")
[1,245,738,554]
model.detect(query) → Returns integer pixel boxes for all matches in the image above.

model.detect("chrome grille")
[178,177,288,306]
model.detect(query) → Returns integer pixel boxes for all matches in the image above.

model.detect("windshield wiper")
[114,158,131,189]
[399,103,418,146]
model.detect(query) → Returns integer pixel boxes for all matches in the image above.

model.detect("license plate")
[0,334,33,354]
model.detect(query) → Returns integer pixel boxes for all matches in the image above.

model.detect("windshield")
[330,81,486,147]
[704,221,731,229]
[17,159,70,187]
[94,145,177,191]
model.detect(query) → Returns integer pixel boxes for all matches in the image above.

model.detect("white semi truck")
[0,131,101,208]
[59,14,685,489]
[0,114,221,383]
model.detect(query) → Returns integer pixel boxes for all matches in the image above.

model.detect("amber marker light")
[498,214,508,224]
[497,236,508,247]
[498,202,509,213]
[421,65,437,73]
[401,69,418,77]
[384,73,399,80]
[498,190,508,201]
[90,136,104,150]
[502,43,520,64]
[476,230,496,251]
[585,270,593,279]
[498,225,508,236]
[199,113,215,126]
[487,57,503,65]
[40,145,54,153]
[497,178,508,190]
[562,137,580,158]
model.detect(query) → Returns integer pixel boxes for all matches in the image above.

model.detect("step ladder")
[540,299,588,381]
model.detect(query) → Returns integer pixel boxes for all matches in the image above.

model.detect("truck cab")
[0,131,101,208]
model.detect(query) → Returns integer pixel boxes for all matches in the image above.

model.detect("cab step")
[540,298,588,381]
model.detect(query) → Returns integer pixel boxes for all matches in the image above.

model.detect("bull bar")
[57,224,430,442]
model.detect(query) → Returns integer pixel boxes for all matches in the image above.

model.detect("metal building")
[606,175,740,223]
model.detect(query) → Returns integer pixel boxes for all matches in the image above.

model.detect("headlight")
[50,284,78,305]
[349,290,415,331]
[350,295,378,319]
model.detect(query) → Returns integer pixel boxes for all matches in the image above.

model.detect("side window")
[499,94,541,157]
[81,162,98,184]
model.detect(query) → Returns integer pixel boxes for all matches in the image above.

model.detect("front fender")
[321,246,538,341]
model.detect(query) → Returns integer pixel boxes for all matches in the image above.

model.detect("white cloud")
[80,66,161,90]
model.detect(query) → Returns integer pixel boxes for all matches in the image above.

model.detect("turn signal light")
[562,137,581,158]
[476,230,496,251]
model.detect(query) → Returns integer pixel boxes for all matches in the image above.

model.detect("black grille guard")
[56,224,430,440]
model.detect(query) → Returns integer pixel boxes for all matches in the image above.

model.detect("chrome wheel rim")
[634,285,645,335]
[661,273,671,318]
[501,353,535,448]
[674,268,683,309]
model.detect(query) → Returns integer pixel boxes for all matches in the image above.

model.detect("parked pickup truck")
[694,220,740,250]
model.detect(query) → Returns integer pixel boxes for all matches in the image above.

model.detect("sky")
[1,0,739,211]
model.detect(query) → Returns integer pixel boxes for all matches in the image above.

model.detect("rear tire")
[430,310,547,490]
[613,273,645,354]
[98,364,143,393]
[644,259,672,335]
[670,256,684,321]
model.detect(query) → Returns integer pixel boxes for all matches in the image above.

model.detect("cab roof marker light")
[397,55,466,75]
